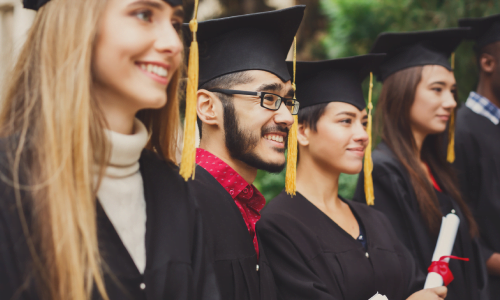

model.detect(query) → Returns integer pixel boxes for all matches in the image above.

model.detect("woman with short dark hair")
[257,55,447,300]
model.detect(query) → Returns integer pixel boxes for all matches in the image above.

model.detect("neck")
[477,77,500,108]
[199,140,258,184]
[296,150,341,209]
[94,85,138,135]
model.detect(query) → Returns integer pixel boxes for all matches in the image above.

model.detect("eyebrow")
[285,88,294,98]
[128,0,164,10]
[336,111,357,117]
[173,7,184,18]
[256,82,283,93]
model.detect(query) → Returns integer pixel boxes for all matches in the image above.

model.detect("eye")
[340,118,352,124]
[432,87,442,93]
[135,10,153,22]
[172,21,182,32]
[362,121,368,128]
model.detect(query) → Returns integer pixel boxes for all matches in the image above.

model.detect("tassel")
[179,0,200,181]
[447,111,455,163]
[285,37,298,196]
[364,72,375,205]
[447,52,456,163]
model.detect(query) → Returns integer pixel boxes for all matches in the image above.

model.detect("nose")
[273,101,295,129]
[353,120,369,144]
[155,23,183,57]
[442,90,457,110]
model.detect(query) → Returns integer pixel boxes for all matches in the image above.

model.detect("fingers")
[431,286,448,298]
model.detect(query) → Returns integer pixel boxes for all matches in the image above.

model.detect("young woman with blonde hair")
[0,0,218,299]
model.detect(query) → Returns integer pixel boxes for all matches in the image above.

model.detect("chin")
[135,94,167,110]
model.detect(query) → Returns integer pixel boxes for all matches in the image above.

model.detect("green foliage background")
[254,0,500,202]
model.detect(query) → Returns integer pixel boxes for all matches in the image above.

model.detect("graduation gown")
[256,191,424,300]
[353,142,489,300]
[188,165,276,300]
[0,148,220,300]
[454,105,500,296]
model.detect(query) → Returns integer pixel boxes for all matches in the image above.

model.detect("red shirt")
[196,148,266,259]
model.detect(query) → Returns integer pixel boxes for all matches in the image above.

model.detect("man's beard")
[223,102,288,173]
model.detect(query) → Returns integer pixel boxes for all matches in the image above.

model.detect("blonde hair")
[0,0,181,299]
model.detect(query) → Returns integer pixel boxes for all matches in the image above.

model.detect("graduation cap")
[179,6,305,185]
[370,28,469,82]
[287,54,386,110]
[23,0,183,11]
[289,54,385,205]
[459,14,500,49]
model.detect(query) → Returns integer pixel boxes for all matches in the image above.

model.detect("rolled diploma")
[423,213,460,289]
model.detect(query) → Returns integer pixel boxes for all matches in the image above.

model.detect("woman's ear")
[297,122,310,147]
[197,90,220,126]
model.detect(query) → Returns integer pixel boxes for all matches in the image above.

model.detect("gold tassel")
[447,52,456,163]
[447,110,455,163]
[364,72,375,206]
[179,0,200,181]
[285,37,298,196]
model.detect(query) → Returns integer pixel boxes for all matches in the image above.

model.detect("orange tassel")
[364,72,375,205]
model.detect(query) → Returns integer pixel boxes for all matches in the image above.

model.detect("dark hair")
[297,102,329,132]
[376,66,477,237]
[197,71,253,138]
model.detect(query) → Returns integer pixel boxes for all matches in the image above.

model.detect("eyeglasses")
[208,88,300,115]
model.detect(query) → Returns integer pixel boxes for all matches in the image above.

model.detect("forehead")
[235,70,291,88]
[421,65,455,83]
[324,102,367,116]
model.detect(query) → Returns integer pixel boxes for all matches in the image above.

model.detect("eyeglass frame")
[207,88,300,115]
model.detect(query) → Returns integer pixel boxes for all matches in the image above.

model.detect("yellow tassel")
[447,110,455,163]
[179,1,199,181]
[364,72,375,206]
[446,52,456,163]
[285,37,298,196]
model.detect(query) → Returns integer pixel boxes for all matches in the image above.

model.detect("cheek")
[410,91,437,124]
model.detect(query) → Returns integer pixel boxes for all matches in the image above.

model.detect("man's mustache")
[261,125,289,137]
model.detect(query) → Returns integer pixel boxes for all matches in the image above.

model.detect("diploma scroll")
[369,292,388,300]
[423,212,460,289]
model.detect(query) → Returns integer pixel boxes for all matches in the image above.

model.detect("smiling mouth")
[263,134,285,144]
[139,63,168,78]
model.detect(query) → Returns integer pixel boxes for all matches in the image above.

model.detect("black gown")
[256,191,424,300]
[188,165,276,300]
[454,105,500,297]
[0,148,220,300]
[354,142,489,300]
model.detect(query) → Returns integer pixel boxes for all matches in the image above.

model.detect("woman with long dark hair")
[354,29,489,300]
[0,0,218,299]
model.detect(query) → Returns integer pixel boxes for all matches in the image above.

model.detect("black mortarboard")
[370,28,469,81]
[459,14,500,49]
[23,0,183,11]
[288,54,386,110]
[184,6,305,87]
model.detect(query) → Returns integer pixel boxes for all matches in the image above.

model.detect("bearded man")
[184,6,304,300]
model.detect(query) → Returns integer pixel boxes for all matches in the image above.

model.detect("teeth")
[140,63,168,78]
[264,135,284,143]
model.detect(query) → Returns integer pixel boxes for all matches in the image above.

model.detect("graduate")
[353,29,489,300]
[0,0,219,299]
[455,14,500,298]
[182,6,304,300]
[256,55,449,300]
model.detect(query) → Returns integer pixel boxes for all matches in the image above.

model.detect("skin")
[409,65,457,182]
[296,102,368,238]
[476,42,500,276]
[197,70,294,184]
[92,0,184,134]
[297,101,448,299]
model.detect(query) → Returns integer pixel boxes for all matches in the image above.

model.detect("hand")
[407,287,447,300]
[486,252,500,276]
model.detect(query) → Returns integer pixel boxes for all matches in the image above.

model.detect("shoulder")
[187,165,227,196]
[371,142,407,179]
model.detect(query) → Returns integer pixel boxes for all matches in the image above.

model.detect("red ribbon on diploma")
[427,255,469,286]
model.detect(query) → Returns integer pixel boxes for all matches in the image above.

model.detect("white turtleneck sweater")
[97,119,149,274]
